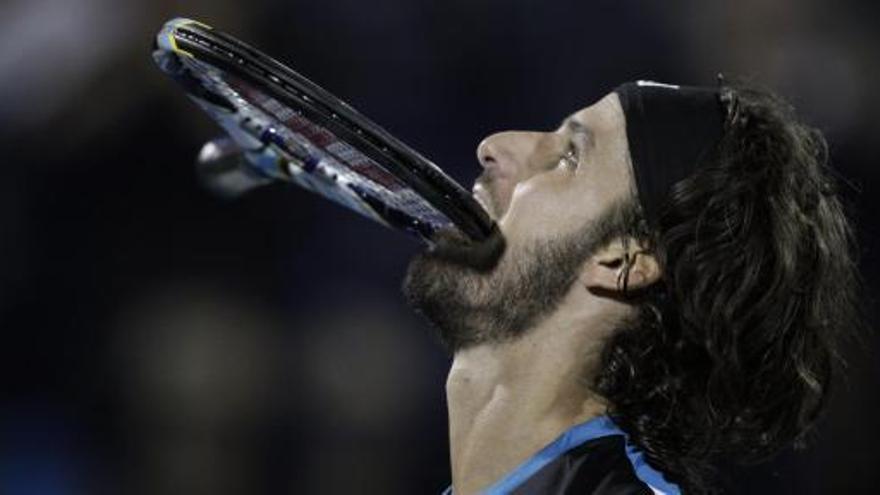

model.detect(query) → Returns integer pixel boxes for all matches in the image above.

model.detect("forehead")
[563,91,625,135]
[563,91,636,197]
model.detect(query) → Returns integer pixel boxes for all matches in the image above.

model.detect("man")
[403,80,858,494]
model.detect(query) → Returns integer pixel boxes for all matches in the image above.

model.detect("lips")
[471,185,493,219]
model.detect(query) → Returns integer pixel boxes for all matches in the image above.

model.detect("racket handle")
[196,137,273,197]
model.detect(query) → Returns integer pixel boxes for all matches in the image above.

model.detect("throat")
[445,340,607,494]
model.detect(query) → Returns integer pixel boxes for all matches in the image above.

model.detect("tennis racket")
[152,18,494,244]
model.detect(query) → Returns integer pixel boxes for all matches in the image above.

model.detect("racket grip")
[196,136,273,197]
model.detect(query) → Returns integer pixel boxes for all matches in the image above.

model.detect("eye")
[558,141,579,170]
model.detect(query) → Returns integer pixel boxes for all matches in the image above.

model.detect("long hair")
[594,82,861,493]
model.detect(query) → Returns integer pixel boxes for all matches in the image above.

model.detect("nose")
[477,131,520,170]
[476,130,556,174]
[473,130,557,219]
[476,135,498,169]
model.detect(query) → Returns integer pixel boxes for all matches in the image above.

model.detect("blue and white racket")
[153,18,493,243]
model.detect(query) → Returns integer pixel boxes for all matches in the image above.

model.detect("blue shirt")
[441,415,681,494]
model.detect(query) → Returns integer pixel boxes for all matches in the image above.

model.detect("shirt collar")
[442,414,625,495]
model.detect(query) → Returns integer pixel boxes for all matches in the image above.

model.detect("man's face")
[403,92,635,351]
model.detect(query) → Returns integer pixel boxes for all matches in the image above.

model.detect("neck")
[445,311,611,495]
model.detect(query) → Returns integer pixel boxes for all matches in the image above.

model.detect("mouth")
[426,222,507,273]
[471,185,494,219]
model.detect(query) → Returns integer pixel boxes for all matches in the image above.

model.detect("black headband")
[614,80,726,225]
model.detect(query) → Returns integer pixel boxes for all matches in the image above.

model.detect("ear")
[581,237,661,294]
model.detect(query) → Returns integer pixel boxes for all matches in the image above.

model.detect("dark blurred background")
[1,1,877,493]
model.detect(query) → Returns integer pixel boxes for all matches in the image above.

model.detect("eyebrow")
[560,118,596,151]
[560,117,589,134]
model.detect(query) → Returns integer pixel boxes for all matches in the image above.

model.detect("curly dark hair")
[593,82,860,493]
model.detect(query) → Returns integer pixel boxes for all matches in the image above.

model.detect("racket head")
[152,18,493,243]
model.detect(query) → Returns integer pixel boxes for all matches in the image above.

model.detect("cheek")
[509,179,565,215]
[501,175,598,241]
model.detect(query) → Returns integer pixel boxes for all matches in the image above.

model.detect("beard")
[402,209,625,353]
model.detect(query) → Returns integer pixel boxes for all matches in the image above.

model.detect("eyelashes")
[558,141,580,170]
[558,128,595,171]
